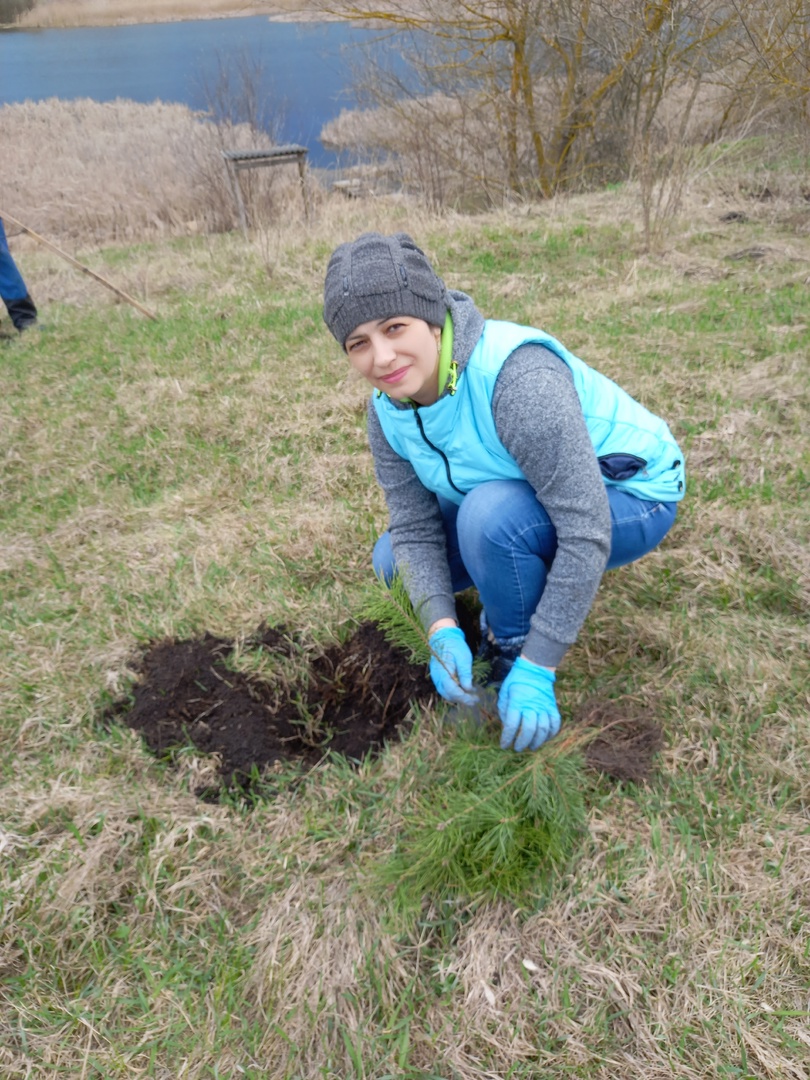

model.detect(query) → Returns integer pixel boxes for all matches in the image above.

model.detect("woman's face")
[344,316,442,406]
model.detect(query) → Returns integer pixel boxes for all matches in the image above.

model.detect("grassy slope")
[1,189,808,1078]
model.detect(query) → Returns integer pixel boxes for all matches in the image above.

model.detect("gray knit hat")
[323,231,449,347]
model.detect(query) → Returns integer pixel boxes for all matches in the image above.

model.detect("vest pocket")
[598,453,648,482]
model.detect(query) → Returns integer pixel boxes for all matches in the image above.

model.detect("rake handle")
[0,208,159,322]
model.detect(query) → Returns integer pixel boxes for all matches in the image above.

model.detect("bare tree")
[725,0,810,124]
[314,0,744,204]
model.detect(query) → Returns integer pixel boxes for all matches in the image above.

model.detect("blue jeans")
[1,218,37,331]
[372,480,677,641]
[0,218,28,302]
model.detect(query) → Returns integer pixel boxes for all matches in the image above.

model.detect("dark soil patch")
[107,621,434,796]
[107,618,663,799]
[573,698,664,783]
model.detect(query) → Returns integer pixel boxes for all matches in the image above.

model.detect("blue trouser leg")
[372,480,677,640]
[372,493,475,593]
[0,219,29,301]
[0,218,37,330]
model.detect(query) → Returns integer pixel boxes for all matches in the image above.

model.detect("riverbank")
[14,0,324,28]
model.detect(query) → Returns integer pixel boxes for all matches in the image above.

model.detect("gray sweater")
[366,289,611,668]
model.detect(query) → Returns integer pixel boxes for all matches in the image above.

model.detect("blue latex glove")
[497,657,561,752]
[428,626,478,706]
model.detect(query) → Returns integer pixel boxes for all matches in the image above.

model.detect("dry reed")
[14,0,317,27]
[1,98,312,246]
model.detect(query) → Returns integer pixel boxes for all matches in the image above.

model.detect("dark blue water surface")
[0,17,398,167]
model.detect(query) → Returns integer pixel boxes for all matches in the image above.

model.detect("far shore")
[13,1,329,29]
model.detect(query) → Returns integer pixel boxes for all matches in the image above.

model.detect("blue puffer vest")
[373,319,686,506]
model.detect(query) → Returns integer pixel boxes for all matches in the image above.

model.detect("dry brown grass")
[1,98,314,246]
[15,0,319,27]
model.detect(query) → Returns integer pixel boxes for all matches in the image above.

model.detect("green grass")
[1,184,809,1078]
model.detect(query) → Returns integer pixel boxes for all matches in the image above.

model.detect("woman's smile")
[379,365,411,384]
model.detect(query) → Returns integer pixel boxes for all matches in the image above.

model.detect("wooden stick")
[0,209,158,321]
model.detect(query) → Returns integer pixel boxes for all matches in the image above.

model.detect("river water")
[0,16,400,167]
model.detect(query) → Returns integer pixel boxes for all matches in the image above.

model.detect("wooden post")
[297,155,310,224]
[223,157,249,238]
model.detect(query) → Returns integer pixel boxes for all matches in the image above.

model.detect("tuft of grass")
[360,572,433,664]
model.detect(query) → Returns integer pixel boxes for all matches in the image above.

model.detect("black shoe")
[6,294,38,332]
[476,635,522,688]
[491,642,523,686]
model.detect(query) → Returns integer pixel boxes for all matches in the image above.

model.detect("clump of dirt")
[573,698,664,783]
[107,621,434,796]
[107,619,664,799]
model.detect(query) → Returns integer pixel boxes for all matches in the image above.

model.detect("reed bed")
[1,98,314,246]
[14,0,315,27]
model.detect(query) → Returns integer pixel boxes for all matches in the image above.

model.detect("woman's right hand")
[428,626,478,706]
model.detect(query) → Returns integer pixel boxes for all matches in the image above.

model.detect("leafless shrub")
[318,2,739,202]
[188,46,317,244]
[320,73,740,219]
[627,76,732,251]
[322,93,510,212]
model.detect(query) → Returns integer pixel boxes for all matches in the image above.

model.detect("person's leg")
[0,219,30,303]
[454,481,677,642]
[605,490,677,569]
[0,219,37,331]
[372,494,475,593]
[454,480,557,642]
[373,480,677,641]
[4,295,38,331]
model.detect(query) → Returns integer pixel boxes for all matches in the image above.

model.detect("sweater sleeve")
[367,399,458,631]
[492,344,611,667]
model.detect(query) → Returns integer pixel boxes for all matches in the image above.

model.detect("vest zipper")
[413,409,466,497]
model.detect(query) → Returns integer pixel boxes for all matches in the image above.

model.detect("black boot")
[6,294,38,332]
[476,611,523,687]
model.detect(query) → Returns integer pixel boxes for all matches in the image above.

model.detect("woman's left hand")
[497,657,561,751]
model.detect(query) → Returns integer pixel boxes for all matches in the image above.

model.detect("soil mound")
[108,621,434,795]
[107,619,663,798]
[574,698,664,783]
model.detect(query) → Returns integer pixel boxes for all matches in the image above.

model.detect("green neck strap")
[436,312,456,396]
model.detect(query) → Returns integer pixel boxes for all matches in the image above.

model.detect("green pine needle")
[360,572,591,920]
[375,725,589,920]
[361,572,490,684]
[360,572,431,664]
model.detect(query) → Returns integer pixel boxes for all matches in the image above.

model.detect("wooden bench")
[221,145,309,233]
